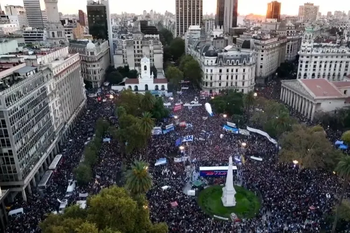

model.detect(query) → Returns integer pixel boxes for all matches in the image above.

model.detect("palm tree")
[138,112,155,136]
[125,161,152,195]
[141,92,156,112]
[332,156,350,233]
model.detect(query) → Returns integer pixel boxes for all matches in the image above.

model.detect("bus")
[37,171,53,190]
[199,166,237,177]
[48,154,63,170]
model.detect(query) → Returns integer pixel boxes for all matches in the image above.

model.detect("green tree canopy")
[150,66,158,78]
[341,130,350,144]
[183,59,202,86]
[128,70,138,79]
[125,161,153,195]
[179,55,193,72]
[40,186,167,233]
[165,66,183,91]
[279,124,339,170]
[74,164,93,186]
[169,38,185,62]
[116,66,130,78]
[210,90,244,116]
[159,28,173,46]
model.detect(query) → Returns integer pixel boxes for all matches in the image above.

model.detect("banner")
[165,124,174,130]
[183,103,203,107]
[175,138,182,146]
[174,156,189,163]
[174,105,182,111]
[179,122,187,127]
[239,129,250,136]
[182,135,194,142]
[181,87,189,90]
[223,125,239,134]
[152,127,162,135]
[155,158,167,166]
[246,126,277,145]
[227,122,236,128]
[186,123,193,129]
[163,127,175,134]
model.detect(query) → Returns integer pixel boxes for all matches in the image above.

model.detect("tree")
[165,66,183,91]
[117,90,143,116]
[279,124,337,170]
[334,199,350,222]
[159,28,173,46]
[169,38,185,62]
[128,69,138,78]
[74,164,93,186]
[40,186,167,233]
[341,130,350,144]
[141,92,156,112]
[210,90,244,116]
[179,55,193,72]
[116,66,130,78]
[138,112,155,137]
[332,156,350,233]
[150,66,158,78]
[183,59,202,86]
[125,161,153,195]
[151,98,170,120]
[106,71,124,85]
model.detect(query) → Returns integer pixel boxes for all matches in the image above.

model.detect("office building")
[187,41,256,94]
[0,46,86,201]
[298,3,319,22]
[23,0,44,28]
[4,5,28,28]
[23,27,47,43]
[69,40,110,88]
[44,0,67,46]
[297,27,350,80]
[266,1,281,22]
[216,0,224,28]
[223,0,238,34]
[0,188,9,232]
[114,32,163,71]
[277,20,302,61]
[87,0,113,62]
[175,0,203,37]
[78,10,87,26]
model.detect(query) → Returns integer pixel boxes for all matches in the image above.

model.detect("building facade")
[0,46,86,201]
[188,42,256,94]
[78,10,87,26]
[4,5,28,28]
[23,0,44,28]
[23,27,47,43]
[114,33,163,71]
[281,78,350,120]
[266,1,281,22]
[298,3,319,22]
[0,39,19,54]
[175,0,203,37]
[223,0,238,34]
[0,24,19,34]
[277,21,302,61]
[44,0,67,46]
[297,28,350,80]
[69,40,110,88]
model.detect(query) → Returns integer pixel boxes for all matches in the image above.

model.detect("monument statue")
[221,156,237,207]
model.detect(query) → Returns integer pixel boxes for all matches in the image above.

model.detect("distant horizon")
[1,0,349,16]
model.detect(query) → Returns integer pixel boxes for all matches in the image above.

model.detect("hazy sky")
[1,0,350,16]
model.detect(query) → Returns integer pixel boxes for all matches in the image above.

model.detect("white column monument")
[221,156,237,207]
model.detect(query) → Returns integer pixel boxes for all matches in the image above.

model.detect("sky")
[1,0,350,16]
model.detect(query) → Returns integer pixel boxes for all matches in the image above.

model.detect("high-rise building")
[223,0,238,33]
[87,0,113,63]
[44,0,67,46]
[4,5,28,28]
[298,3,319,22]
[78,10,87,26]
[216,0,225,28]
[175,0,203,37]
[23,0,44,28]
[266,1,281,22]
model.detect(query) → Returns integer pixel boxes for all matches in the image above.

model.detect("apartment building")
[266,1,281,22]
[4,5,28,28]
[22,27,47,43]
[223,0,238,33]
[175,0,203,37]
[23,0,44,28]
[188,41,256,94]
[114,33,163,71]
[0,23,19,35]
[69,39,110,88]
[0,46,86,201]
[277,21,302,61]
[297,27,350,80]
[298,3,319,22]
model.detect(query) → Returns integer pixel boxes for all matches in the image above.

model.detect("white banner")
[174,156,189,163]
[246,126,277,145]
[165,124,174,130]
[227,122,236,128]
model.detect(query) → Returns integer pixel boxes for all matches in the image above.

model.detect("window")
[144,65,147,71]
[145,84,148,90]
[344,90,347,95]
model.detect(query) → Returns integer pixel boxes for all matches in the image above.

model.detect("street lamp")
[223,114,227,118]
[293,160,298,165]
[174,115,178,119]
[179,146,185,151]
[143,166,149,171]
[253,92,257,97]
[109,94,114,99]
[241,142,247,147]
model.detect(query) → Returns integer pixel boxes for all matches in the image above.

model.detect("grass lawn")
[197,185,261,219]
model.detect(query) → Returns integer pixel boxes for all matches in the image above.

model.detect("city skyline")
[1,0,350,16]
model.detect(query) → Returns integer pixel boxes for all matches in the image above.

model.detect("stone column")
[296,95,301,112]
[311,104,316,120]
[308,101,312,119]
[31,177,36,187]
[22,190,27,202]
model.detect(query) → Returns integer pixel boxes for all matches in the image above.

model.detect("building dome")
[86,40,95,50]
[205,50,218,57]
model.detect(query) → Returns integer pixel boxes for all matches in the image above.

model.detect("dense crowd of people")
[4,82,350,233]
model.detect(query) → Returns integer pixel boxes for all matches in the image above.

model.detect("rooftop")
[299,79,343,98]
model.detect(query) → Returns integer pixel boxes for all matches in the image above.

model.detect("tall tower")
[23,0,44,28]
[175,0,203,37]
[44,0,67,46]
[215,0,225,28]
[44,0,60,23]
[266,1,281,22]
[223,0,238,34]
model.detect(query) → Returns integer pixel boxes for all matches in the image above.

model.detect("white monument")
[221,156,237,207]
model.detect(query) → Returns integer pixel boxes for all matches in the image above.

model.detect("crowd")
[4,83,350,233]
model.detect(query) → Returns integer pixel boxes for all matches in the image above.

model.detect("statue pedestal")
[221,186,236,207]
